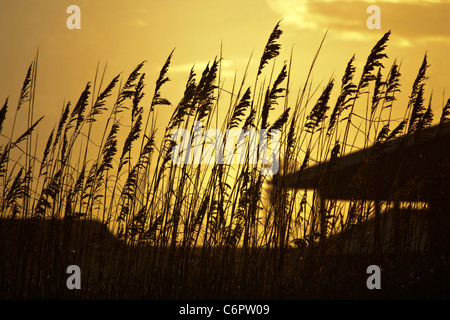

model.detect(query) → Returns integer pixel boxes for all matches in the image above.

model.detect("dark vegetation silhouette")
[1,22,449,299]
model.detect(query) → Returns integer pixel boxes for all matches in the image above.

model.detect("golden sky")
[1,0,449,145]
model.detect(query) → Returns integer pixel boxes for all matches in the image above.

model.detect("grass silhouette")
[0,22,449,299]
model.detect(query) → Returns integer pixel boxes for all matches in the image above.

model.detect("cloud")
[266,0,450,45]
[266,0,320,30]
[132,19,148,27]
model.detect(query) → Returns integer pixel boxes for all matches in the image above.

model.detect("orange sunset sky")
[1,0,449,150]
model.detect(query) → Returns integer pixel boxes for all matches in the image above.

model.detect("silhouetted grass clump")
[1,22,449,299]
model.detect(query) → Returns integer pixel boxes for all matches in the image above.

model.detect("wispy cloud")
[132,19,148,27]
[267,0,450,46]
[267,0,320,31]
